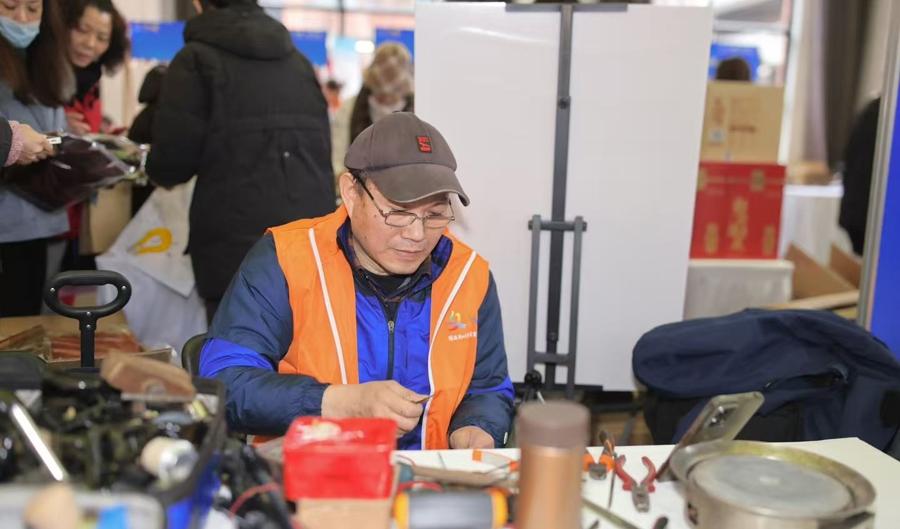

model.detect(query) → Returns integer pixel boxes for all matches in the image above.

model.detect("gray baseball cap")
[344,112,470,206]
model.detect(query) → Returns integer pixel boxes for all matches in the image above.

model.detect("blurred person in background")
[127,65,166,145]
[840,97,881,255]
[350,43,414,141]
[146,0,334,323]
[62,0,129,135]
[323,78,343,117]
[331,42,414,180]
[127,64,167,215]
[715,56,752,82]
[0,0,75,316]
[59,0,130,272]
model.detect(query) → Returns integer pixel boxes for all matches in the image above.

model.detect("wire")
[228,482,280,516]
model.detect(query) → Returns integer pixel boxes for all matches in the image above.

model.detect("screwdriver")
[394,489,509,529]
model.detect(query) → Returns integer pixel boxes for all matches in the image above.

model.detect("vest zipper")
[386,319,396,380]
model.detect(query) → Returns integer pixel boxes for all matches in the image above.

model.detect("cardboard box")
[690,162,786,259]
[80,181,132,255]
[787,160,833,185]
[295,498,392,529]
[828,244,862,288]
[767,245,858,315]
[700,81,784,163]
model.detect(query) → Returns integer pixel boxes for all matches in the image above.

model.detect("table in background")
[684,183,855,320]
[684,259,794,319]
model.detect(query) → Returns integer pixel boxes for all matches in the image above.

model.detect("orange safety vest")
[268,206,491,449]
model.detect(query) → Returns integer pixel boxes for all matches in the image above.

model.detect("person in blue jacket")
[200,113,514,450]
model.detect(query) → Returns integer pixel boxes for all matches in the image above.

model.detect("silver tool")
[583,497,642,529]
[657,391,764,481]
[0,392,68,481]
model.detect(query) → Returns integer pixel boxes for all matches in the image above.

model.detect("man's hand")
[321,380,427,435]
[449,426,494,449]
[16,123,53,165]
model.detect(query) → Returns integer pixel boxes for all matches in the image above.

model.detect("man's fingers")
[393,414,420,435]
[372,404,419,434]
[387,395,424,419]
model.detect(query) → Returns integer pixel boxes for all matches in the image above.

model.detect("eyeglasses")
[354,176,455,229]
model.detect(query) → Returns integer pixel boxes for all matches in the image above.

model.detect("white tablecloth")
[779,183,853,263]
[684,259,794,319]
[399,438,900,529]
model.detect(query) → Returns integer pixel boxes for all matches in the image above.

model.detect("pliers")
[614,455,658,512]
[585,432,616,480]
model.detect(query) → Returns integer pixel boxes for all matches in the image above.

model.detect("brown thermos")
[515,401,589,529]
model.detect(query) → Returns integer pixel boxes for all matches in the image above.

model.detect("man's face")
[340,173,451,275]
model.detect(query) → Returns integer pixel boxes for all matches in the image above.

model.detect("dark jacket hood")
[184,5,294,60]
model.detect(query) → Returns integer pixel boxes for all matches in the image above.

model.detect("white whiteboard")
[416,3,712,390]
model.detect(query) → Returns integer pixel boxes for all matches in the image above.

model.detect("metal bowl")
[670,440,876,529]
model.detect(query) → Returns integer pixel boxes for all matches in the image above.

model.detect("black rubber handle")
[43,270,132,369]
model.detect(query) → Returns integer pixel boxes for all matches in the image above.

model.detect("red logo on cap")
[417,136,432,153]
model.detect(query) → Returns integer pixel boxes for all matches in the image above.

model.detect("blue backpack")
[633,309,900,450]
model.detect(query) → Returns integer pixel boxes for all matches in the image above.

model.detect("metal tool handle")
[43,270,132,369]
[582,497,642,529]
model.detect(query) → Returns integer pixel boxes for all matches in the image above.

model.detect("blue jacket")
[200,224,514,449]
[633,309,900,449]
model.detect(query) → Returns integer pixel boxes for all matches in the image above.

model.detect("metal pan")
[670,440,875,529]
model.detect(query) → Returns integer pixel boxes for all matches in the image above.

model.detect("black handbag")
[2,135,133,211]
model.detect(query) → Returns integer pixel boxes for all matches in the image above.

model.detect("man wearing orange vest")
[199,112,513,450]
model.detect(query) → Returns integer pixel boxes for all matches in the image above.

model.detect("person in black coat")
[839,97,881,255]
[146,0,335,321]
[128,64,167,215]
[127,64,167,145]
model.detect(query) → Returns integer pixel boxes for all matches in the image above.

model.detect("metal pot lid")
[692,455,851,516]
[670,440,876,521]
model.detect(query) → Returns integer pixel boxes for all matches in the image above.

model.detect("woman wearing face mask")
[0,0,75,316]
[331,42,414,180]
[349,43,414,141]
[62,0,128,135]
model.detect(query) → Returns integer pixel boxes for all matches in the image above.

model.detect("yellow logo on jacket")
[447,311,477,342]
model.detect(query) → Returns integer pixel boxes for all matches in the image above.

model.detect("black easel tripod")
[511,3,626,399]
